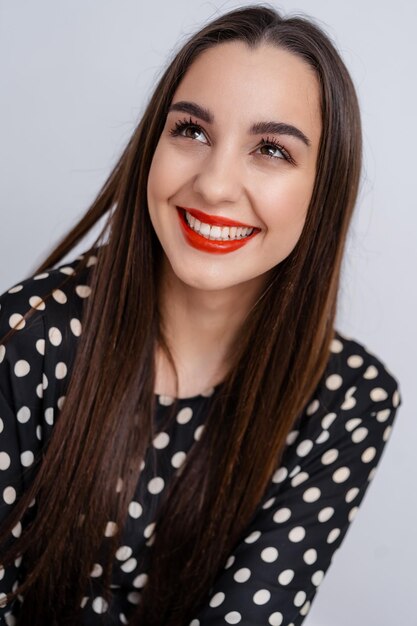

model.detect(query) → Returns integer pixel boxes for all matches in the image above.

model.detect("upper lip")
[178,206,259,229]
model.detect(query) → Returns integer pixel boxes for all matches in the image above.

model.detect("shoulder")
[0,249,97,345]
[323,329,401,409]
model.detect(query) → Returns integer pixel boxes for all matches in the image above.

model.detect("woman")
[0,5,401,625]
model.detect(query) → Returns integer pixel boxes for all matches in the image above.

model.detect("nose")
[192,146,243,205]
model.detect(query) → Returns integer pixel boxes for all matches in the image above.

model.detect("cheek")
[147,143,182,204]
[260,175,313,235]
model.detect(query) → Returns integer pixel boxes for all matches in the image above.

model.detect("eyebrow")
[168,100,311,147]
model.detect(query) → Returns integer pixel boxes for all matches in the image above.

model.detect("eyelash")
[168,116,295,164]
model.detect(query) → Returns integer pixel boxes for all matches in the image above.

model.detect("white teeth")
[184,210,255,241]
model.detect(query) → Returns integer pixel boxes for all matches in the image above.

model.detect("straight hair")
[0,5,362,625]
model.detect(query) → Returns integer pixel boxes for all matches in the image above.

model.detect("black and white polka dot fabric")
[0,250,401,625]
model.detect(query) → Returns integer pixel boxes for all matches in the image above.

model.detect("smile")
[176,207,260,254]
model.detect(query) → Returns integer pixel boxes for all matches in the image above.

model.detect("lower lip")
[176,208,259,254]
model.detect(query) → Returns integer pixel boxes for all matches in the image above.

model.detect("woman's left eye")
[256,138,292,162]
[169,118,208,144]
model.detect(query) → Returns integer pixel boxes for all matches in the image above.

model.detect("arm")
[187,380,401,625]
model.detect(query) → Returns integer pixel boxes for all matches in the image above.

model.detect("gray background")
[0,1,415,624]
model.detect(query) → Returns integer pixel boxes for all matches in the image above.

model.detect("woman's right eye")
[168,117,209,144]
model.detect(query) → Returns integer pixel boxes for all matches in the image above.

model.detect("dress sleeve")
[187,378,401,626]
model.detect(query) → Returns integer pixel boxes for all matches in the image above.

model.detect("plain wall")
[0,1,415,624]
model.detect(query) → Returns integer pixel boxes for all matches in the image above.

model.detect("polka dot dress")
[0,250,401,625]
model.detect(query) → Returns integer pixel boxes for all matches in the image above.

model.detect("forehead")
[172,41,321,140]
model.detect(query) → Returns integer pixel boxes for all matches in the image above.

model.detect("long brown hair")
[0,5,362,625]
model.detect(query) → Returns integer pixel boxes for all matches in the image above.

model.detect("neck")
[155,257,268,396]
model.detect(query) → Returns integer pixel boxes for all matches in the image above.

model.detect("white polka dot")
[273,507,291,523]
[272,466,288,483]
[225,612,241,624]
[347,355,363,368]
[261,547,279,562]
[127,591,141,604]
[34,271,49,279]
[144,522,155,538]
[133,573,148,588]
[194,424,205,440]
[36,383,44,399]
[57,396,66,409]
[9,313,25,330]
[3,486,16,504]
[303,487,321,503]
[303,549,317,565]
[234,568,251,583]
[159,395,174,406]
[244,530,261,544]
[189,621,199,626]
[36,339,45,355]
[361,447,376,463]
[345,487,359,503]
[0,592,8,608]
[341,387,357,410]
[321,413,337,429]
[12,521,22,537]
[48,327,62,346]
[17,406,31,423]
[21,451,34,467]
[76,285,91,298]
[311,570,324,586]
[288,526,305,542]
[0,452,11,470]
[352,427,368,443]
[383,425,392,442]
[171,451,186,468]
[209,592,225,607]
[368,467,377,481]
[291,472,309,487]
[326,374,343,390]
[376,408,391,422]
[348,506,359,521]
[370,387,388,402]
[327,528,341,543]
[55,362,67,379]
[225,555,235,569]
[148,477,164,495]
[90,563,103,577]
[296,439,313,457]
[176,407,193,424]
[87,254,98,266]
[120,613,129,625]
[152,432,170,449]
[51,288,67,304]
[128,501,142,518]
[0,345,5,363]
[262,497,276,509]
[121,558,137,573]
[294,590,307,607]
[8,284,23,293]
[92,597,108,614]
[345,418,362,432]
[321,448,338,465]
[332,467,350,483]
[286,430,299,445]
[330,338,343,353]
[14,360,30,377]
[318,507,334,522]
[253,589,270,605]
[104,521,118,537]
[392,389,400,408]
[306,399,319,415]
[70,318,82,336]
[363,365,378,379]
[315,430,329,444]
[0,566,4,581]
[116,546,132,561]
[300,600,311,616]
[268,612,283,626]
[44,408,54,425]
[29,295,46,310]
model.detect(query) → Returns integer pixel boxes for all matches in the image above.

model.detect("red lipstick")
[176,207,260,254]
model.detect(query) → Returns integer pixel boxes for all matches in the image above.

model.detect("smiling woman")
[0,5,401,626]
